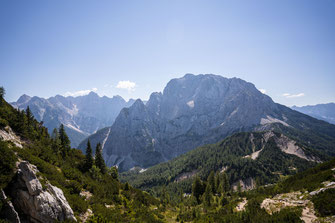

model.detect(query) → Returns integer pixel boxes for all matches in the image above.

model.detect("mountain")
[292,103,335,124]
[11,92,134,147]
[78,74,335,172]
[121,131,335,222]
[1,87,335,222]
[0,92,168,223]
[120,130,324,193]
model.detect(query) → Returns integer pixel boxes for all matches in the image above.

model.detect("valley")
[1,73,335,223]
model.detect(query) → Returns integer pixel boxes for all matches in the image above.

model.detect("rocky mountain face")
[79,74,335,172]
[11,92,134,147]
[292,103,335,124]
[5,161,77,223]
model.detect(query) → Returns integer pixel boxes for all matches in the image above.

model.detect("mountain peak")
[88,91,99,97]
[17,94,31,104]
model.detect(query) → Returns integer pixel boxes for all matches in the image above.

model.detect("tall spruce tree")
[25,106,34,127]
[95,143,106,174]
[222,172,230,194]
[84,140,93,172]
[203,183,212,207]
[192,177,204,204]
[59,124,71,157]
[207,171,216,194]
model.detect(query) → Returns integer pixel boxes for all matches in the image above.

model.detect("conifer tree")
[59,124,71,157]
[192,176,204,204]
[222,172,230,194]
[51,128,59,140]
[84,140,93,172]
[203,182,212,207]
[25,106,34,127]
[0,87,5,99]
[215,172,221,194]
[95,143,106,174]
[207,170,216,194]
[51,128,61,153]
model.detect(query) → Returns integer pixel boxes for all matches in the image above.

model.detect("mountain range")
[78,74,335,172]
[11,92,134,147]
[292,103,335,124]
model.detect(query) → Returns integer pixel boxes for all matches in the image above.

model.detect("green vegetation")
[121,131,317,199]
[0,141,17,190]
[0,92,166,222]
[1,87,334,222]
[83,139,94,172]
[312,188,335,217]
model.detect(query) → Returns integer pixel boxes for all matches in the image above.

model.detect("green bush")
[312,188,335,217]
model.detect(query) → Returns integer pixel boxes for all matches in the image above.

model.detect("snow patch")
[101,128,111,151]
[228,108,239,119]
[186,100,194,108]
[65,124,86,134]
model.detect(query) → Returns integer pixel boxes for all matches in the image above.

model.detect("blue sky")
[1,0,334,106]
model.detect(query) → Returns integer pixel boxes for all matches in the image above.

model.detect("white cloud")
[64,87,98,97]
[116,80,136,92]
[259,89,266,94]
[282,93,305,98]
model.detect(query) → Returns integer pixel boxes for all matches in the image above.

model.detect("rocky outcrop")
[9,161,77,223]
[0,126,23,148]
[232,178,256,191]
[0,189,21,223]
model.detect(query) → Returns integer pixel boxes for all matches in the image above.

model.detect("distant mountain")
[292,103,335,124]
[78,74,335,172]
[11,92,134,147]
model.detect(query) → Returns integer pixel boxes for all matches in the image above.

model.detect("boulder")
[9,161,77,223]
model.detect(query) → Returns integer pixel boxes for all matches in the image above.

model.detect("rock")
[18,161,43,195]
[9,161,77,223]
[0,126,23,148]
[0,189,21,223]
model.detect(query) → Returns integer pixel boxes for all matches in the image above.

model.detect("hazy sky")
[1,0,334,106]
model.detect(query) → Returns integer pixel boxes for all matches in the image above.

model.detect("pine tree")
[192,177,204,204]
[25,106,34,127]
[95,143,106,174]
[108,166,118,180]
[51,128,59,140]
[84,140,93,172]
[215,172,221,194]
[51,128,61,153]
[59,124,71,157]
[203,183,212,207]
[0,86,5,98]
[207,170,216,194]
[222,172,230,194]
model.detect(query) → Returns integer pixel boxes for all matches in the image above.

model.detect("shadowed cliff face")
[78,74,335,172]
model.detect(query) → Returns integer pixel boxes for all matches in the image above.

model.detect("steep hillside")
[292,103,335,124]
[120,131,325,194]
[79,74,335,172]
[11,92,134,147]
[0,92,168,223]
